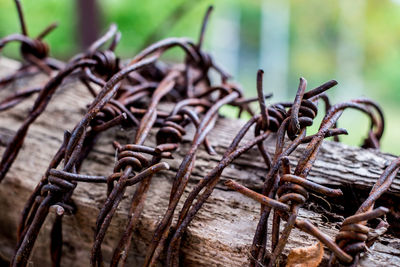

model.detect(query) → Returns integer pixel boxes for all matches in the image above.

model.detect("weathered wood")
[0,57,399,266]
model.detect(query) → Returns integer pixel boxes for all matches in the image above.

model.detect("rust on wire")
[0,2,395,267]
[0,20,124,182]
[10,41,158,266]
[329,157,399,266]
[0,0,61,86]
[162,69,390,267]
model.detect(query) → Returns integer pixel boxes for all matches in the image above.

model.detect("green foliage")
[0,0,75,58]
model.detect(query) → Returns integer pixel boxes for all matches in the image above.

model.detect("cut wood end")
[285,242,324,267]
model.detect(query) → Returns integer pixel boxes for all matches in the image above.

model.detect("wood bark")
[0,58,399,266]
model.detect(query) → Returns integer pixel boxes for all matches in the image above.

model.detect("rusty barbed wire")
[143,15,243,267]
[0,0,63,87]
[11,48,158,266]
[158,69,389,267]
[2,3,396,267]
[0,23,120,112]
[0,21,125,182]
[250,96,387,267]
[94,7,257,267]
[161,70,341,267]
[92,142,173,266]
[91,67,181,266]
[143,84,243,267]
[7,5,253,267]
[328,156,399,266]
[0,57,97,183]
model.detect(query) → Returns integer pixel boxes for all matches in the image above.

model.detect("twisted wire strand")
[6,4,240,267]
[144,87,240,267]
[90,9,241,264]
[11,53,158,267]
[163,74,287,265]
[109,144,176,267]
[265,98,388,266]
[0,59,97,183]
[0,1,60,85]
[156,98,216,154]
[163,72,335,267]
[329,157,399,265]
[7,3,393,267]
[250,76,334,266]
[333,207,388,265]
[91,144,170,266]
[269,164,343,266]
[92,70,181,266]
[354,99,385,149]
[0,23,125,183]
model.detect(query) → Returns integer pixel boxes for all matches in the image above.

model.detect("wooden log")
[0,57,399,266]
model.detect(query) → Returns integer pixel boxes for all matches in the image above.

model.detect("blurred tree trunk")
[76,0,100,49]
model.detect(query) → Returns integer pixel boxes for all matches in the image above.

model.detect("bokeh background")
[0,0,400,154]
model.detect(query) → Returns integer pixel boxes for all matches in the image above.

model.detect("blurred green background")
[0,0,400,154]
